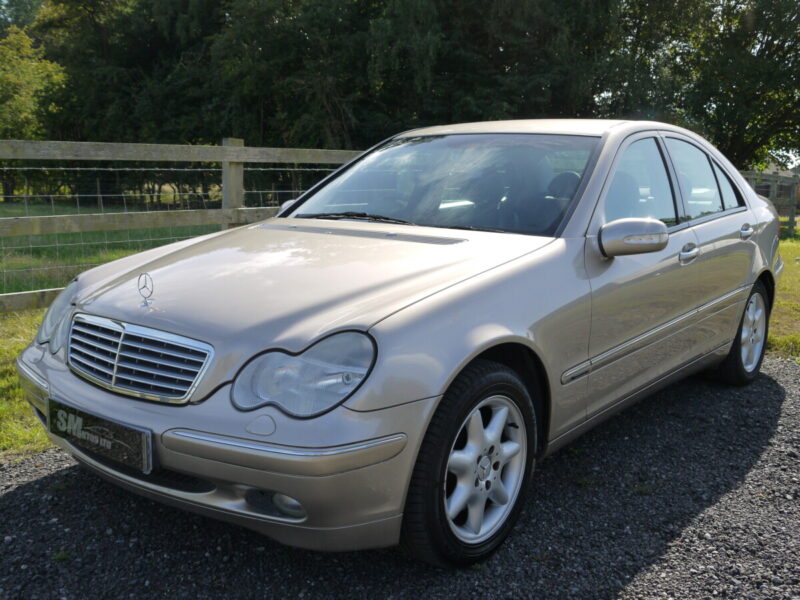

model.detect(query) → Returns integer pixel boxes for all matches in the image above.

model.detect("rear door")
[661,135,757,353]
[584,133,703,418]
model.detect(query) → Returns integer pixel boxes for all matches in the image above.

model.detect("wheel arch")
[755,269,775,311]
[457,342,551,457]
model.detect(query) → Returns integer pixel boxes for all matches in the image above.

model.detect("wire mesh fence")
[0,161,335,294]
[750,180,798,216]
[742,172,799,238]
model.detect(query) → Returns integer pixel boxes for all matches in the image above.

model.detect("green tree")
[675,0,800,167]
[211,0,379,148]
[33,0,225,143]
[0,0,42,30]
[0,25,64,198]
[21,0,800,166]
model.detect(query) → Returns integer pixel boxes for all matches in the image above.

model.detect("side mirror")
[599,218,669,257]
[279,199,297,215]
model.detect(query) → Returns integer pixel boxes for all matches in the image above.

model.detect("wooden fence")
[0,138,360,312]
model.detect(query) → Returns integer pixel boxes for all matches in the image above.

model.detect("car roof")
[396,119,631,137]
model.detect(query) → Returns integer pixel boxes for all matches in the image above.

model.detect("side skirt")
[542,341,731,457]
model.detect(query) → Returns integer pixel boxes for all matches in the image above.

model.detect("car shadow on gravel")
[0,368,788,600]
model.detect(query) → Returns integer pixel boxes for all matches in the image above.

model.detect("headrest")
[548,171,580,199]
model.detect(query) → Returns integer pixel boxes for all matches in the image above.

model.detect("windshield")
[289,133,599,236]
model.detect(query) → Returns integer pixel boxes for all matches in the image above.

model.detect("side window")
[712,162,743,210]
[664,138,724,219]
[603,137,678,226]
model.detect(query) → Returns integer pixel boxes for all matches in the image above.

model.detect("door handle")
[740,224,754,240]
[679,243,699,264]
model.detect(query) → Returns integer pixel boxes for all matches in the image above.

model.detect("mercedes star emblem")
[137,272,154,305]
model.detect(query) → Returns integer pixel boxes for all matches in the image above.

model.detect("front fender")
[345,238,591,442]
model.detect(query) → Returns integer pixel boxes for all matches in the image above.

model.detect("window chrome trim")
[67,313,214,405]
[681,205,749,228]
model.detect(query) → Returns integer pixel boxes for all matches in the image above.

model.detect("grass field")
[1,239,798,458]
[768,238,800,359]
[0,309,48,456]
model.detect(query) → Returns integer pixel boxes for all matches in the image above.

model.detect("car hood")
[75,218,553,395]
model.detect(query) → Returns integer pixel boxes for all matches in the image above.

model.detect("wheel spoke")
[746,300,756,322]
[489,479,509,505]
[466,411,485,448]
[447,483,471,519]
[466,495,487,534]
[448,449,474,476]
[746,342,756,367]
[484,406,509,445]
[499,440,521,463]
[741,322,751,340]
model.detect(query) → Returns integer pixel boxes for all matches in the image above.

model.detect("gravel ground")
[1,357,799,600]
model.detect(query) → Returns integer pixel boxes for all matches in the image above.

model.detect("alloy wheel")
[443,395,527,544]
[740,292,766,373]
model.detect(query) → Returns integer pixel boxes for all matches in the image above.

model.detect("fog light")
[272,492,306,519]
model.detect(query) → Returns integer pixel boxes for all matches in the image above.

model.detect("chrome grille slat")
[70,354,115,378]
[119,339,207,363]
[70,344,117,366]
[70,332,121,355]
[116,361,196,382]
[67,314,213,404]
[71,324,122,344]
[116,350,203,374]
[113,372,188,393]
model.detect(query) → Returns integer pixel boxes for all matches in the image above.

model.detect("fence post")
[221,137,244,228]
[95,177,103,212]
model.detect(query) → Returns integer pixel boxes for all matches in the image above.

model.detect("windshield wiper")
[434,224,508,233]
[296,211,415,225]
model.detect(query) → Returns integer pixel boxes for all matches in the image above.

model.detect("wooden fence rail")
[0,139,359,164]
[0,206,277,238]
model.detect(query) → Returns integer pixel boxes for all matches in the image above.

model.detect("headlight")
[36,280,79,352]
[231,331,375,417]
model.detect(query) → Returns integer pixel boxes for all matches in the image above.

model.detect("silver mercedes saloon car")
[17,120,783,566]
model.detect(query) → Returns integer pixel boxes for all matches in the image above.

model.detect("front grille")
[68,314,213,404]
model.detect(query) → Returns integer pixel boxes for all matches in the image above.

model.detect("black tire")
[714,281,770,386]
[400,359,537,567]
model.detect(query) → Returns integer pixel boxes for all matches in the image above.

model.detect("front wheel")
[715,281,770,385]
[400,359,537,567]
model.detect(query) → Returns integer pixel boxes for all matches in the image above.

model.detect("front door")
[585,134,703,418]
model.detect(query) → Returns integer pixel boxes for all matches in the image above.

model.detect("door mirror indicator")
[599,218,669,257]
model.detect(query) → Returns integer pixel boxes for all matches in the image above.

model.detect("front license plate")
[48,398,152,473]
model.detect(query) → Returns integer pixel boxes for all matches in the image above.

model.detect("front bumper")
[16,345,438,552]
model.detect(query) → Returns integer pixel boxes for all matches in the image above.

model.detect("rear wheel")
[715,281,769,385]
[400,359,537,567]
